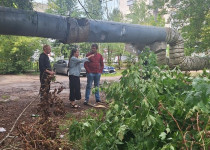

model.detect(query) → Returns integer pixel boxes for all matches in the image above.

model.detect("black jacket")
[39,53,51,80]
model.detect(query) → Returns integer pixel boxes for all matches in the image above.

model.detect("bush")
[0,35,42,74]
[69,52,210,150]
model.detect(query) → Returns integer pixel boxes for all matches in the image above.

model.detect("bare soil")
[0,74,120,148]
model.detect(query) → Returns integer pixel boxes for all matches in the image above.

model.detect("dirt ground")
[0,74,121,148]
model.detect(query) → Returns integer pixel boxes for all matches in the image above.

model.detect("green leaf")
[166,128,170,134]
[117,125,128,141]
[95,130,102,137]
[159,132,167,140]
[83,122,90,127]
[114,116,119,122]
[170,145,175,150]
[142,98,149,108]
[114,104,119,111]
[149,115,156,125]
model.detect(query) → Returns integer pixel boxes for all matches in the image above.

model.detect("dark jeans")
[40,73,50,97]
[69,75,81,101]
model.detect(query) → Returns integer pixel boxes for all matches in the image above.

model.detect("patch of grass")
[15,71,39,76]
[25,71,40,76]
[57,107,108,150]
[1,95,10,100]
[28,72,40,75]
[59,121,71,131]
[101,69,123,77]
[59,113,75,131]
[58,108,100,132]
[65,113,73,119]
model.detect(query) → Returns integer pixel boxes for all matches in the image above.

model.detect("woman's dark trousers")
[69,75,81,101]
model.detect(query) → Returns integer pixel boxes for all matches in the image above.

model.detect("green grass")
[101,69,123,77]
[26,71,40,75]
[1,95,10,100]
[59,113,74,131]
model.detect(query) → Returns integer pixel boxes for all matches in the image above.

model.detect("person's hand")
[87,54,94,59]
[49,71,55,76]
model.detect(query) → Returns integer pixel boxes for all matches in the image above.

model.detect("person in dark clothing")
[84,44,104,105]
[68,48,94,108]
[39,45,55,98]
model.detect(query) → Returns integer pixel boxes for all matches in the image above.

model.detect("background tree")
[0,36,41,73]
[126,0,165,26]
[102,8,126,68]
[46,0,82,60]
[152,0,210,54]
[52,41,79,59]
[200,12,210,53]
[0,0,44,74]
[79,43,92,56]
[108,8,123,22]
[126,1,149,24]
[47,0,81,17]
[83,0,103,20]
[0,0,33,10]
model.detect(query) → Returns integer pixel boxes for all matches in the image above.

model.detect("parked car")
[108,66,116,73]
[53,60,69,76]
[53,60,87,76]
[80,63,86,77]
[103,66,109,74]
[103,66,116,74]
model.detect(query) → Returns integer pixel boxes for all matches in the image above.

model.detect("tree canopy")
[0,36,42,73]
[152,0,210,54]
[83,0,103,20]
[0,0,33,10]
[0,0,44,74]
[47,0,81,17]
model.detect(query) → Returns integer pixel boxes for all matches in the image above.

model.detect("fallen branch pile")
[17,76,70,150]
